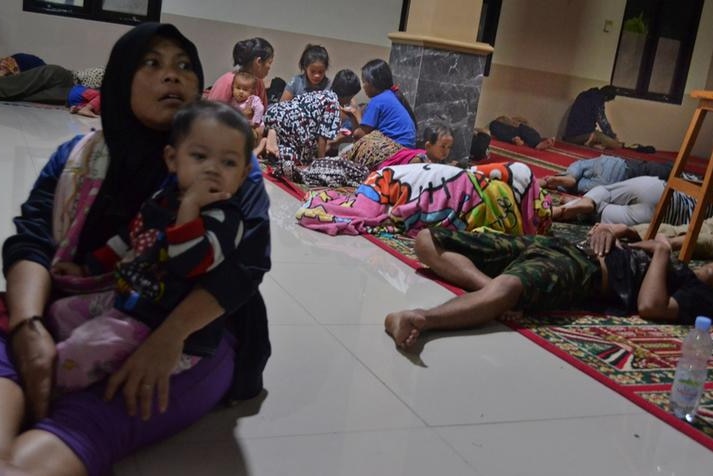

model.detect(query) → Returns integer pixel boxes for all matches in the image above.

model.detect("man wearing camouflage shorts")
[384,227,713,350]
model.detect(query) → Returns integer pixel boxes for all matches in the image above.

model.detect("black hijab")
[79,23,204,258]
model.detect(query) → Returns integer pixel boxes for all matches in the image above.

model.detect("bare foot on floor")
[535,137,555,150]
[385,310,427,350]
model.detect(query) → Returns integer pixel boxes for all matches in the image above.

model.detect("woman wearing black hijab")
[0,23,271,476]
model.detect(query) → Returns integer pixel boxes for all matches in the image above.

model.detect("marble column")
[388,35,491,163]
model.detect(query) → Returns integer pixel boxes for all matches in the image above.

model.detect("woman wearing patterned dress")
[263,69,360,164]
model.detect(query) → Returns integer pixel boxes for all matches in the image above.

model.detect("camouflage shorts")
[430,229,600,311]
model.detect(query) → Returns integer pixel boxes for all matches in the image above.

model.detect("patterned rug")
[263,157,713,452]
[488,138,709,177]
[500,311,713,450]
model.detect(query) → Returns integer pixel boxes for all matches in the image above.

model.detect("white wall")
[162,0,403,47]
[0,3,390,98]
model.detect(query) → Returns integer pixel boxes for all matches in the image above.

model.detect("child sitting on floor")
[47,100,255,392]
[280,44,331,102]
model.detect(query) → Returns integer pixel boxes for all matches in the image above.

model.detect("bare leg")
[544,174,577,191]
[583,132,596,147]
[552,197,596,221]
[1,378,86,476]
[7,430,87,476]
[385,274,524,349]
[253,137,267,156]
[414,229,492,291]
[0,378,24,460]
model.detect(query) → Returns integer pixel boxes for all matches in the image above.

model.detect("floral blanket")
[296,162,552,236]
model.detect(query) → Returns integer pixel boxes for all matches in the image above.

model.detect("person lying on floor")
[488,115,554,150]
[284,122,455,187]
[539,154,672,194]
[551,175,713,226]
[384,226,713,350]
[589,217,713,260]
[0,64,104,104]
[296,161,551,237]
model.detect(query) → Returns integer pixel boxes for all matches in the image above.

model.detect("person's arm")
[205,72,235,104]
[630,237,679,321]
[265,128,279,157]
[2,136,81,420]
[352,100,377,141]
[251,96,265,125]
[4,261,55,421]
[165,199,243,278]
[104,285,225,420]
[314,136,327,158]
[280,75,298,102]
[596,105,616,139]
[83,232,131,275]
[340,102,362,125]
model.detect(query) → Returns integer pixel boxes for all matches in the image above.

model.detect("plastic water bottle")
[670,316,713,422]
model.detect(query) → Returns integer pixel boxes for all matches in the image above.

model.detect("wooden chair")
[644,90,713,262]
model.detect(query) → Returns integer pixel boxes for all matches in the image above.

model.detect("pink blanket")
[296,163,552,236]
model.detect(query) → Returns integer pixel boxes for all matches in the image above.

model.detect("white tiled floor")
[1,102,712,475]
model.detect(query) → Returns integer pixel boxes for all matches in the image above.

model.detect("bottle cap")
[694,316,711,331]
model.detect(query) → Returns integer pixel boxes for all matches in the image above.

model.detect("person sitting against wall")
[563,85,623,150]
[488,115,554,150]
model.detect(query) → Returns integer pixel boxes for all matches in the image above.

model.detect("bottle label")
[671,368,706,407]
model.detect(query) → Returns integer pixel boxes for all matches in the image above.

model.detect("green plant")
[623,12,648,35]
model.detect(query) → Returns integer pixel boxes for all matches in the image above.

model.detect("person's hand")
[51,261,86,277]
[104,324,184,420]
[512,137,525,146]
[182,178,232,209]
[242,105,254,119]
[10,318,57,420]
[339,104,356,116]
[588,226,618,256]
[628,234,672,255]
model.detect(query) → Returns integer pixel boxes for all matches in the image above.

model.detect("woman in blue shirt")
[349,59,417,148]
